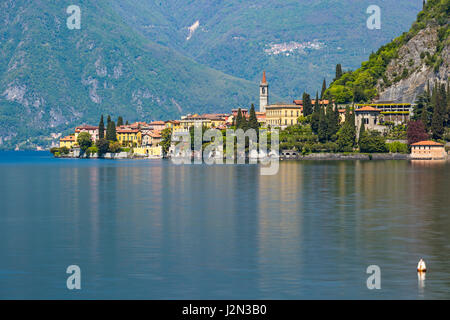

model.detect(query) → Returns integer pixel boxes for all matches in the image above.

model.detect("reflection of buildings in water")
[411,160,447,167]
[256,162,304,295]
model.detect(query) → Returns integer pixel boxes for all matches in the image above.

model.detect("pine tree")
[335,64,343,80]
[98,115,105,139]
[321,79,327,99]
[117,116,124,127]
[302,92,313,116]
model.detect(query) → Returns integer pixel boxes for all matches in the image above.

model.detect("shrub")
[86,146,98,156]
[109,141,121,153]
[59,147,70,155]
[50,147,60,155]
[96,138,109,155]
[386,142,408,153]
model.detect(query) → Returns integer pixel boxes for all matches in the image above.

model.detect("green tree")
[359,131,388,153]
[302,92,313,116]
[117,116,124,127]
[98,115,105,139]
[109,141,121,153]
[335,64,343,80]
[77,132,92,152]
[248,104,259,130]
[318,104,328,142]
[431,83,445,139]
[235,108,243,129]
[326,104,339,140]
[321,79,327,99]
[106,116,117,141]
[336,107,356,151]
[96,138,109,156]
[160,128,172,155]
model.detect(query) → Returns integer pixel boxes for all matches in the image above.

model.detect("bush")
[86,146,98,156]
[360,132,388,153]
[96,138,109,155]
[59,147,70,155]
[386,142,409,153]
[109,141,121,153]
[50,147,60,155]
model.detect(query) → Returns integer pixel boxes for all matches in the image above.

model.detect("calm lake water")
[0,151,449,299]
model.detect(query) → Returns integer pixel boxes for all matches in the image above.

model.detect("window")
[364,118,369,124]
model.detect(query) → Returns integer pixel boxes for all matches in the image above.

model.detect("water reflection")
[0,155,449,299]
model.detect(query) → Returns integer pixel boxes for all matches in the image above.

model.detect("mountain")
[326,0,449,103]
[0,0,425,149]
[0,0,257,149]
[113,0,423,98]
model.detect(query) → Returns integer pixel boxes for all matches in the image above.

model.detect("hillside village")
[53,71,449,161]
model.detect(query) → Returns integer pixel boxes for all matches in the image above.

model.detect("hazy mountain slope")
[115,0,423,98]
[0,0,257,149]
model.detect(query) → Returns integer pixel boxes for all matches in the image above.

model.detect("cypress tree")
[318,105,328,142]
[321,79,327,99]
[336,106,356,151]
[302,92,313,116]
[358,119,366,145]
[98,115,105,139]
[236,108,243,129]
[248,104,259,130]
[310,96,320,134]
[117,116,124,127]
[431,83,445,139]
[335,64,343,80]
[314,92,319,112]
[106,116,117,141]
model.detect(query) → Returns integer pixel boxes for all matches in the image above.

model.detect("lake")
[0,151,449,299]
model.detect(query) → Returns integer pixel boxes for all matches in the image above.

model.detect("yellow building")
[59,135,77,149]
[265,104,303,127]
[165,120,184,133]
[117,128,142,146]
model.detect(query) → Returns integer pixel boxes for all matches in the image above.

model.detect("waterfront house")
[355,106,387,139]
[411,141,446,160]
[59,135,77,149]
[355,102,412,124]
[117,128,142,146]
[265,103,303,128]
[75,125,101,142]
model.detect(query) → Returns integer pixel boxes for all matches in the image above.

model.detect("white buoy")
[417,259,427,272]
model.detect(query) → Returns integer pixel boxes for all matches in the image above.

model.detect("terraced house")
[116,128,142,146]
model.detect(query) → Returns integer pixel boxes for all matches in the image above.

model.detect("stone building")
[355,106,386,139]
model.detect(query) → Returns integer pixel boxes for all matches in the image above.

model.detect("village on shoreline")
[52,71,450,162]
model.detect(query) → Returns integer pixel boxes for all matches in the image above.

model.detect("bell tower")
[259,71,269,113]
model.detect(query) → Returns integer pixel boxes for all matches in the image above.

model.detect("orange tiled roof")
[60,135,76,142]
[150,121,165,125]
[355,106,381,112]
[75,125,98,132]
[117,128,139,134]
[411,140,443,146]
[262,71,267,84]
